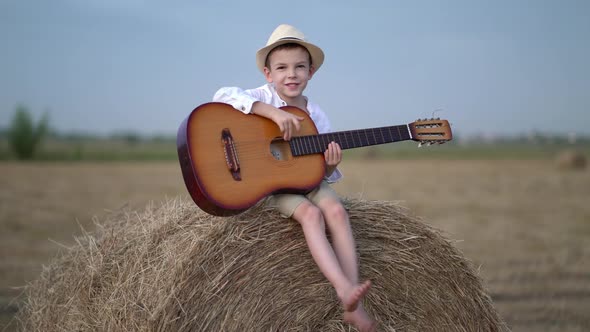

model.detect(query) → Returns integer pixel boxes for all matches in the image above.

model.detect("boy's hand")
[324,141,342,176]
[252,102,303,141]
[271,109,304,141]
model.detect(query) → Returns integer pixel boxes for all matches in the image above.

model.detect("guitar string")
[211,126,415,157]
[227,137,407,155]
[231,133,408,152]
[215,124,412,148]
[230,129,409,148]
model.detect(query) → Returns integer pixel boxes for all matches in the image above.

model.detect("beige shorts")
[267,181,340,218]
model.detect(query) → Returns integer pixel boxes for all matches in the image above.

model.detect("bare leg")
[317,198,359,283]
[292,202,352,294]
[292,201,370,310]
[318,198,376,330]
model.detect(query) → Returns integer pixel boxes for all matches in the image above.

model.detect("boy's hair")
[264,43,312,70]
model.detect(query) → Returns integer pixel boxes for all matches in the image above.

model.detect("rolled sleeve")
[325,167,343,183]
[212,87,258,114]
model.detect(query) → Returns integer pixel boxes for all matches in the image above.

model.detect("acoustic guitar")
[177,102,452,216]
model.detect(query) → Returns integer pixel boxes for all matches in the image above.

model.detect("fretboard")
[289,125,412,157]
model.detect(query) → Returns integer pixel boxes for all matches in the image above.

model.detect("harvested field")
[1,160,589,331]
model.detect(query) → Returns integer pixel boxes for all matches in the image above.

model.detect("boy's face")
[263,47,315,103]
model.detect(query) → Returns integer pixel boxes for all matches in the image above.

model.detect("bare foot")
[340,280,371,312]
[344,307,377,332]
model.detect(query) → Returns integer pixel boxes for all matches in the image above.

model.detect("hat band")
[277,37,304,42]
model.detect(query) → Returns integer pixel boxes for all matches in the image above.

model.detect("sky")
[1,0,589,137]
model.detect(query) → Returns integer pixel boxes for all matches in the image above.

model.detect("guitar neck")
[289,124,412,157]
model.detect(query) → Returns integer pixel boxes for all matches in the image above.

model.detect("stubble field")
[1,159,589,331]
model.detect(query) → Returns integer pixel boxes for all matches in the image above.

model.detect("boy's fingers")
[325,142,334,162]
[279,114,305,140]
[292,119,301,132]
[285,122,292,140]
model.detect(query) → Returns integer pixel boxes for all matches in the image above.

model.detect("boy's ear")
[263,67,273,83]
[309,65,316,79]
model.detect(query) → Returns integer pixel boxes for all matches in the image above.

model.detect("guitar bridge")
[221,128,241,181]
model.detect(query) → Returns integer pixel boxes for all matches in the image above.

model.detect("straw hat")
[256,24,325,73]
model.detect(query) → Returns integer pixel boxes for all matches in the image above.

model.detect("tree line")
[2,105,589,160]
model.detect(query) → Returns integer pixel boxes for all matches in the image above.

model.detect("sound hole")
[269,139,292,161]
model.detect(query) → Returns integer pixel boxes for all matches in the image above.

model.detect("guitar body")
[177,102,326,216]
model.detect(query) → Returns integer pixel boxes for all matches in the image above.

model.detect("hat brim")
[256,38,324,73]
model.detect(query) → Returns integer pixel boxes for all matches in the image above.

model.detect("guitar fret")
[388,126,396,142]
[292,139,301,156]
[355,130,363,145]
[301,136,308,154]
[342,132,349,148]
[401,125,410,140]
[345,132,351,148]
[379,128,387,143]
[300,138,305,155]
[313,136,321,153]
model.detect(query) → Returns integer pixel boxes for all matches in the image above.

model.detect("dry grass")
[1,160,589,331]
[17,197,505,331]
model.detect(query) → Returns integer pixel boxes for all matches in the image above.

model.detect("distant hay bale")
[555,149,587,170]
[18,197,507,331]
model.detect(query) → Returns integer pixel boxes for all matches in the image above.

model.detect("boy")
[213,24,376,332]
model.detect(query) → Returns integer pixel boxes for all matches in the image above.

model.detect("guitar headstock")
[408,118,453,147]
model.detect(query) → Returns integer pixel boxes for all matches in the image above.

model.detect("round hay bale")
[555,149,587,170]
[18,198,507,331]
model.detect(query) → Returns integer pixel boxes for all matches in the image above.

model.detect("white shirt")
[213,83,343,183]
